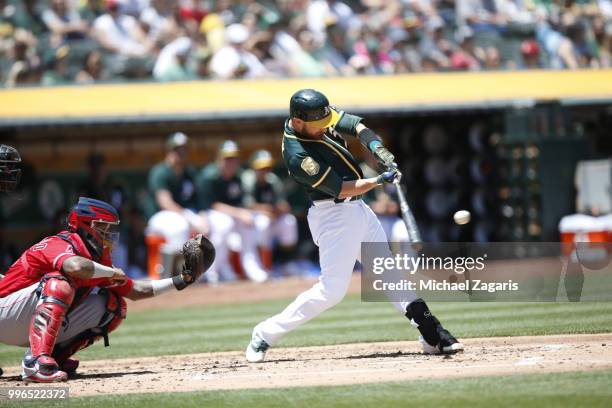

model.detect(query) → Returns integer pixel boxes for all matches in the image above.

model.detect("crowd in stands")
[1,0,611,87]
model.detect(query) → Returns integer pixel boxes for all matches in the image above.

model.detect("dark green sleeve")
[288,152,343,198]
[149,165,169,193]
[334,111,363,137]
[196,172,215,210]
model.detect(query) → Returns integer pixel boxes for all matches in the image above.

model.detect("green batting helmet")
[289,89,339,128]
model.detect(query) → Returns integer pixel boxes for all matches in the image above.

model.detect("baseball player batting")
[0,197,213,382]
[246,89,463,362]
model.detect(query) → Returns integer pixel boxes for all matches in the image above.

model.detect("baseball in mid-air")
[453,210,471,225]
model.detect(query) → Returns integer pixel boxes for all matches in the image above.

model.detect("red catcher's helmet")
[67,197,120,262]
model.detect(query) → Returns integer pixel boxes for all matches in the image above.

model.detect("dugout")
[1,70,612,252]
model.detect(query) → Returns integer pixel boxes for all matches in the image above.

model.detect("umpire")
[246,89,463,362]
[0,144,21,378]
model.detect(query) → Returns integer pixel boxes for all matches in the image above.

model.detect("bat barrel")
[394,182,422,243]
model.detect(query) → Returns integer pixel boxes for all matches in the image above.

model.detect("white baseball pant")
[206,209,271,283]
[146,210,191,254]
[0,283,111,348]
[254,199,418,345]
[250,213,299,249]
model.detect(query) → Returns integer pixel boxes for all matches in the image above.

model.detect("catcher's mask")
[67,197,120,262]
[0,144,21,192]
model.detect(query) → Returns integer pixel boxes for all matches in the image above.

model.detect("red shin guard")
[29,276,75,361]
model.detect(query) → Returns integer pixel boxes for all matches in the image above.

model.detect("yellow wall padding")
[1,70,612,120]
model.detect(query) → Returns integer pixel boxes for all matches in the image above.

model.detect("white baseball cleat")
[245,333,270,363]
[419,335,464,355]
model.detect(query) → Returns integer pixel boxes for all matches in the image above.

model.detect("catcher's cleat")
[60,358,80,377]
[0,366,3,376]
[246,333,270,363]
[22,355,68,383]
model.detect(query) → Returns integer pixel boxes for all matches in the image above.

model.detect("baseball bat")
[393,177,422,243]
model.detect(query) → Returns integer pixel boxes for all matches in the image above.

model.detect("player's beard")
[302,127,326,139]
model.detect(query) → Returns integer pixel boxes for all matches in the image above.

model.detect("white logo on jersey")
[181,179,195,201]
[33,238,52,251]
[301,157,320,176]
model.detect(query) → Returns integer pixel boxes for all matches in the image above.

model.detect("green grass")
[5,370,612,407]
[1,295,611,367]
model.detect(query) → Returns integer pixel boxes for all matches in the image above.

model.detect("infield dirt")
[1,276,611,396]
[1,333,611,396]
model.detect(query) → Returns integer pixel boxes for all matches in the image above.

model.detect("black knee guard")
[405,299,442,346]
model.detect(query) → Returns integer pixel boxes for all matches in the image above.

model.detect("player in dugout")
[197,141,269,283]
[240,149,299,273]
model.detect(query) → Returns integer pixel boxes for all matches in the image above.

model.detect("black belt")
[311,195,362,205]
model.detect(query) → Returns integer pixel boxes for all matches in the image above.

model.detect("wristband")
[92,262,116,278]
[151,278,176,296]
[369,140,382,151]
[172,274,189,291]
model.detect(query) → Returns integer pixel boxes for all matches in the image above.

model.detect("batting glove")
[373,145,395,168]
[376,167,401,185]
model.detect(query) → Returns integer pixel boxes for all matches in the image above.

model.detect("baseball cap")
[289,89,340,129]
[200,13,224,33]
[166,132,189,150]
[218,140,240,159]
[105,0,120,11]
[251,150,274,170]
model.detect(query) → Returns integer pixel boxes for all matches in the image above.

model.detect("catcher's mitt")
[174,234,215,290]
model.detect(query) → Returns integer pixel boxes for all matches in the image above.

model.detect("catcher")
[0,197,214,382]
